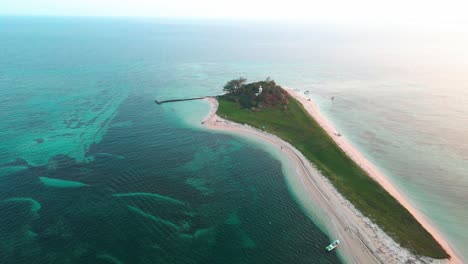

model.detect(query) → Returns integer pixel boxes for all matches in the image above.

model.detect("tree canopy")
[223,78,246,94]
[221,78,290,109]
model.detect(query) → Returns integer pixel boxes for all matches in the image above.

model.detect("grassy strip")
[217,96,448,259]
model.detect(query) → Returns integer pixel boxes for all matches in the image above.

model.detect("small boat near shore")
[325,240,340,252]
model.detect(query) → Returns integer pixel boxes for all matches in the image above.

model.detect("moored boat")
[325,240,340,252]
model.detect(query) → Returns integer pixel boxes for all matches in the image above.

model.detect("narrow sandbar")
[202,91,461,263]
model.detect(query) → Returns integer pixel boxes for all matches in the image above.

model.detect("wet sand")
[202,92,460,264]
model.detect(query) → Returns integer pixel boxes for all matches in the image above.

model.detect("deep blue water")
[0,17,341,263]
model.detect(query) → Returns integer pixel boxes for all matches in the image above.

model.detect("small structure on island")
[255,85,263,96]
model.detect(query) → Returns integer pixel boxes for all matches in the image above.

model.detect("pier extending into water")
[155,96,218,105]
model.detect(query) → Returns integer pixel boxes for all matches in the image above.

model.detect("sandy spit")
[202,93,460,264]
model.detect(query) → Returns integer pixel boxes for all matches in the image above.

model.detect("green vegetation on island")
[217,78,448,259]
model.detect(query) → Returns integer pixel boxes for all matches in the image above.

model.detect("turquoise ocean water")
[0,17,341,263]
[1,17,467,262]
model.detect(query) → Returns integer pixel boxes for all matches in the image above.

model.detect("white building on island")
[255,85,263,96]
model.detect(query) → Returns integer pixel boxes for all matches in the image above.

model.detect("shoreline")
[286,89,461,263]
[202,93,461,263]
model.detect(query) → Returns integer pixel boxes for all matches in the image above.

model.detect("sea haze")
[0,16,467,262]
[0,16,341,263]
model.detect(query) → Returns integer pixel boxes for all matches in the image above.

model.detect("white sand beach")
[202,91,461,264]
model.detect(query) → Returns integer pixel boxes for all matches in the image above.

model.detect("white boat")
[325,240,340,252]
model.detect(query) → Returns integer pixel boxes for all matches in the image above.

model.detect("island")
[203,78,459,263]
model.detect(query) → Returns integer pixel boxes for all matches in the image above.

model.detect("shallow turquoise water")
[0,17,341,263]
[1,16,467,262]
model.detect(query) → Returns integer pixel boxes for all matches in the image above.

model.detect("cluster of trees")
[222,77,290,109]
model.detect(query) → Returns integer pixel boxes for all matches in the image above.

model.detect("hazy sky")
[2,0,468,28]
